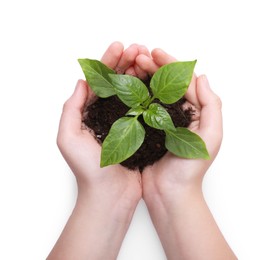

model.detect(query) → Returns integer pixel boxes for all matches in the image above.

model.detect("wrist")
[144,176,202,203]
[144,185,205,234]
[76,186,141,224]
[144,183,205,222]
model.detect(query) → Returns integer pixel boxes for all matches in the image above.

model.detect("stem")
[143,95,156,109]
[149,96,156,104]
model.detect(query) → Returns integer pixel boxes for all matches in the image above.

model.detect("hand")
[136,48,223,196]
[136,49,236,259]
[57,41,143,206]
[48,42,150,260]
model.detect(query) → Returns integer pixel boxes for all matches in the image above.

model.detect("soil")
[83,77,195,172]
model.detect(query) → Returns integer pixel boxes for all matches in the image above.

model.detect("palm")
[58,42,146,204]
[135,48,222,195]
[90,42,151,196]
[141,80,209,192]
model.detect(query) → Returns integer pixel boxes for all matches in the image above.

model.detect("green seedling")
[78,59,209,167]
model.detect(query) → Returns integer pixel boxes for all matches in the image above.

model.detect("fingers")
[114,44,151,79]
[136,48,177,76]
[136,54,159,75]
[101,41,124,69]
[183,73,201,109]
[101,43,177,77]
[115,43,139,74]
[125,66,137,76]
[102,43,176,80]
[101,42,140,76]
[134,45,151,79]
[58,80,90,140]
[196,75,223,154]
[138,44,151,58]
[151,48,177,66]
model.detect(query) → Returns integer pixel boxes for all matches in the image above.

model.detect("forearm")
[145,186,236,260]
[47,191,139,260]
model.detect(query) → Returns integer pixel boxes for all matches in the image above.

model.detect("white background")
[0,0,279,259]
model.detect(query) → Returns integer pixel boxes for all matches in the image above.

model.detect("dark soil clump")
[83,78,195,172]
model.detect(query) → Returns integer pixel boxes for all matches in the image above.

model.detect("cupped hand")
[136,48,223,198]
[57,42,152,208]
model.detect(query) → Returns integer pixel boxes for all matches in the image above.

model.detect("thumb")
[58,80,88,138]
[196,75,223,154]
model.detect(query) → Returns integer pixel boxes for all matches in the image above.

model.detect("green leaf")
[165,127,209,159]
[109,74,150,108]
[143,103,176,131]
[150,61,196,104]
[101,117,145,167]
[126,107,145,116]
[78,59,116,98]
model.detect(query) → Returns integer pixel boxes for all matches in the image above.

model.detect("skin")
[47,42,237,259]
[139,49,236,259]
[47,42,144,260]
